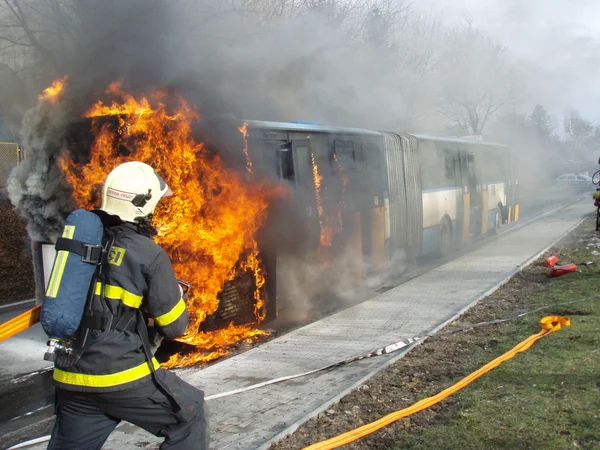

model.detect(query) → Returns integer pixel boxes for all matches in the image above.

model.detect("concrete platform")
[7,200,590,450]
[0,306,52,381]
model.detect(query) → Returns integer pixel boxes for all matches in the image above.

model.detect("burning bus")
[17,79,518,368]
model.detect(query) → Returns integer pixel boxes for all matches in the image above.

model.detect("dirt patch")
[270,215,600,450]
[0,197,36,304]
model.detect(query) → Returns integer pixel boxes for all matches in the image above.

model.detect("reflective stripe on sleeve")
[94,283,143,309]
[154,298,186,327]
[46,225,75,298]
[53,358,160,388]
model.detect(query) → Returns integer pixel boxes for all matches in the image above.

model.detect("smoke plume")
[6,0,596,316]
[7,99,72,242]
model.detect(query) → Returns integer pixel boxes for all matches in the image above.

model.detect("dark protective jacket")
[53,212,188,392]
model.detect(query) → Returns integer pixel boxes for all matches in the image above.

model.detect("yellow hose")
[0,305,41,343]
[303,316,571,450]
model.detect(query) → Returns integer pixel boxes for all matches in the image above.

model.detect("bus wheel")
[438,218,452,257]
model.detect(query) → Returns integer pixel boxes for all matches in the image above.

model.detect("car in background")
[555,173,594,190]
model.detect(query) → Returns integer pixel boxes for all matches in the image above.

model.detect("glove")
[177,280,191,302]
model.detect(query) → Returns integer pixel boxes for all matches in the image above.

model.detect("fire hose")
[6,294,595,450]
[0,280,191,344]
[0,305,41,343]
[302,316,571,450]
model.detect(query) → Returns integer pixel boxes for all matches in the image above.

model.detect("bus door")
[262,139,320,252]
[466,153,482,236]
[446,150,464,244]
[457,152,473,242]
[292,139,322,251]
[266,138,314,190]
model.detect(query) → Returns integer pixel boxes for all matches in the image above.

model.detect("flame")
[39,76,68,103]
[58,80,278,368]
[311,153,333,261]
[238,122,252,174]
[162,323,267,368]
[311,153,350,262]
[240,249,267,321]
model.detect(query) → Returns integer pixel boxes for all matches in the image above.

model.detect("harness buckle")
[81,244,103,265]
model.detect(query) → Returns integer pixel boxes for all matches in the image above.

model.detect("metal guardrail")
[0,142,20,194]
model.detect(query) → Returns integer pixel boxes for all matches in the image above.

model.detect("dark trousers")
[48,370,209,450]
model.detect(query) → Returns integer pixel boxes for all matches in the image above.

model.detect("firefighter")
[48,161,209,450]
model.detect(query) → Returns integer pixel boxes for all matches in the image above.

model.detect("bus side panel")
[383,133,408,257]
[401,136,423,260]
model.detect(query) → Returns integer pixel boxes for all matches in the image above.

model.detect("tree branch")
[4,0,59,69]
[0,34,33,46]
[47,0,66,52]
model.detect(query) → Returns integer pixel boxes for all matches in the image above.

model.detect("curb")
[0,299,36,314]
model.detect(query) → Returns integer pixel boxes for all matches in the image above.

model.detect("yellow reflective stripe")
[154,298,186,327]
[53,358,160,388]
[94,283,143,309]
[46,225,75,298]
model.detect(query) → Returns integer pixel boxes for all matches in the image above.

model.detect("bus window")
[445,151,457,186]
[335,140,356,171]
[419,141,444,190]
[262,141,294,182]
[363,142,380,172]
[293,144,313,189]
[278,142,295,183]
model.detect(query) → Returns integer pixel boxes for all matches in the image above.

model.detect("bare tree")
[0,0,79,74]
[437,21,520,136]
[387,8,442,129]
[564,109,598,161]
[0,59,32,137]
[529,104,554,139]
[394,8,440,75]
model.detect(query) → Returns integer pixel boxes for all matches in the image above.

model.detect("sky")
[418,0,600,126]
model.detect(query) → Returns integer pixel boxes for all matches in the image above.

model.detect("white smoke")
[276,246,407,322]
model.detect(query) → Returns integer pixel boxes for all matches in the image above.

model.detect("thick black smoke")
[7,0,410,309]
[8,1,402,225]
[7,100,71,241]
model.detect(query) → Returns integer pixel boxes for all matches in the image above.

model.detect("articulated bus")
[38,119,517,330]
[233,121,518,269]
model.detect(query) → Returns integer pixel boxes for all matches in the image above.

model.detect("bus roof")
[241,120,507,147]
[408,133,507,149]
[243,120,382,137]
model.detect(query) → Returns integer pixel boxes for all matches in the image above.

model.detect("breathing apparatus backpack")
[40,209,188,410]
[40,209,112,366]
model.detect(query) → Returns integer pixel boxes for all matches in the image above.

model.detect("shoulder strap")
[74,234,117,354]
[55,237,103,264]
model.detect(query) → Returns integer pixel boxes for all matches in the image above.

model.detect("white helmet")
[100,161,172,223]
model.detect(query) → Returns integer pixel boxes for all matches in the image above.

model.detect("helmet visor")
[154,171,173,197]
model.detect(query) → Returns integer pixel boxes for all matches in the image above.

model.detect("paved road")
[0,197,591,450]
[1,198,590,450]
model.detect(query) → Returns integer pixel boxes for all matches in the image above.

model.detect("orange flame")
[240,250,267,321]
[238,122,252,174]
[162,322,267,368]
[311,153,349,262]
[57,80,277,368]
[311,153,333,261]
[39,76,68,104]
